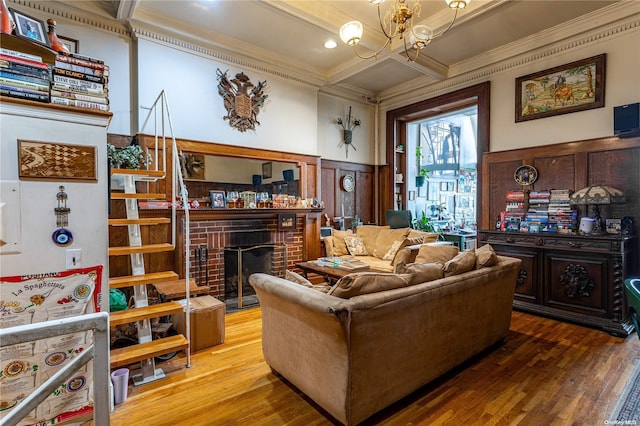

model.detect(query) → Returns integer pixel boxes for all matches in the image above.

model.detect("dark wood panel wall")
[320,160,377,225]
[481,136,640,267]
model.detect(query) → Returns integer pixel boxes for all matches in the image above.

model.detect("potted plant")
[107,143,151,170]
[415,146,430,187]
[413,211,436,232]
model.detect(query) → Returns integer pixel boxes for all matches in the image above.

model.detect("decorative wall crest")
[216,69,268,133]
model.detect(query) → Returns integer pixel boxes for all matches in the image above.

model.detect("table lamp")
[570,185,626,235]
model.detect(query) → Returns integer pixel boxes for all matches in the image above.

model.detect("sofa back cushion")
[332,229,354,256]
[373,228,411,259]
[444,250,477,277]
[328,272,413,299]
[356,225,388,256]
[394,261,444,285]
[475,244,498,269]
[415,245,459,264]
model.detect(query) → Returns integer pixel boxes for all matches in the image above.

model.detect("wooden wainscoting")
[321,159,376,225]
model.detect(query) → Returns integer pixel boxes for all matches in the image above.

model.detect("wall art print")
[18,140,97,181]
[216,69,268,133]
[515,54,606,122]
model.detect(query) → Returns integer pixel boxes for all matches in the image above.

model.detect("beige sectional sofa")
[322,225,440,272]
[249,245,521,425]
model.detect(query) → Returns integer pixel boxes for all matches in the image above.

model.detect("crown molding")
[9,0,131,36]
[129,21,325,91]
[379,5,640,110]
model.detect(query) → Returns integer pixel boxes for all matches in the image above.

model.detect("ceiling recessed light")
[324,40,337,49]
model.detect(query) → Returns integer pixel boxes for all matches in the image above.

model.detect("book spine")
[50,89,108,104]
[68,52,104,64]
[55,54,106,70]
[0,76,49,92]
[50,96,109,111]
[0,88,50,102]
[53,67,105,84]
[0,48,42,63]
[53,75,105,95]
[0,60,51,80]
[0,70,50,86]
[0,53,49,70]
[0,84,47,95]
[55,60,108,77]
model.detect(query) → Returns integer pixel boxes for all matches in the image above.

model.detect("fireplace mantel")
[174,207,324,220]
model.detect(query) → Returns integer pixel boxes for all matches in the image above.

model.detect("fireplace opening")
[223,231,286,310]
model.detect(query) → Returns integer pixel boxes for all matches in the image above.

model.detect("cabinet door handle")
[568,242,582,248]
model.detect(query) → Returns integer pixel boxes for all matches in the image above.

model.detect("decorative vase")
[415,175,426,187]
[46,18,69,54]
[1,0,15,35]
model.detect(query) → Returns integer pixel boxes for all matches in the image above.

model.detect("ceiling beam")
[117,0,140,21]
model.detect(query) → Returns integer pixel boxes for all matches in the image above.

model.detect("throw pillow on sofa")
[394,261,444,285]
[443,250,476,277]
[373,227,411,259]
[328,272,413,298]
[285,270,330,293]
[415,245,459,264]
[383,236,425,261]
[475,244,498,269]
[344,236,368,256]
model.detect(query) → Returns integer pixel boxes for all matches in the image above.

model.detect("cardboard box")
[173,296,225,353]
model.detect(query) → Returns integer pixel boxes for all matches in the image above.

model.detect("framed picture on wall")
[278,213,296,230]
[262,162,272,179]
[58,35,79,54]
[515,54,606,122]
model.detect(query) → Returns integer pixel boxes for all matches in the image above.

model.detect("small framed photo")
[209,190,226,208]
[58,35,79,54]
[606,218,621,235]
[278,213,296,230]
[10,9,50,47]
[262,162,272,179]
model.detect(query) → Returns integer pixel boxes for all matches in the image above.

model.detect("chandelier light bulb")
[410,24,433,49]
[369,0,385,4]
[340,20,364,46]
[445,0,469,9]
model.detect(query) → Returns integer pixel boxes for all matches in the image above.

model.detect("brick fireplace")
[183,212,305,302]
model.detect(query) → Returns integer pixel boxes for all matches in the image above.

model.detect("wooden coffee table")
[296,261,382,285]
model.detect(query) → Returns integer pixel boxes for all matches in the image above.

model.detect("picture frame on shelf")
[262,162,272,179]
[10,9,50,47]
[58,35,79,54]
[515,54,606,122]
[209,190,226,208]
[606,218,621,235]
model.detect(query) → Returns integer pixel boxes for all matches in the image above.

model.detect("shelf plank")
[108,243,174,256]
[108,218,171,226]
[109,271,179,289]
[111,169,165,178]
[109,301,184,326]
[110,335,188,368]
[110,193,166,199]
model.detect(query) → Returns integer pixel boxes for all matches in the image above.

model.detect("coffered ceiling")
[59,0,621,96]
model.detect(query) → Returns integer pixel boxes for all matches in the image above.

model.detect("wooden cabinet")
[480,231,635,336]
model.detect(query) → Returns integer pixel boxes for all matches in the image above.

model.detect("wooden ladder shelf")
[108,166,189,385]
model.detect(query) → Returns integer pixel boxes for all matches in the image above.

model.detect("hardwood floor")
[109,309,639,425]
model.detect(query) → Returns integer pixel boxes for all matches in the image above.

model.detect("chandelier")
[339,0,469,62]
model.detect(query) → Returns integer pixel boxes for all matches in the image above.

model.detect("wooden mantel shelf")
[141,207,324,221]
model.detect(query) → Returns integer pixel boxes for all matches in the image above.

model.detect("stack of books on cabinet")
[51,53,109,111]
[0,47,51,103]
[522,190,550,232]
[501,190,525,232]
[547,189,577,233]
